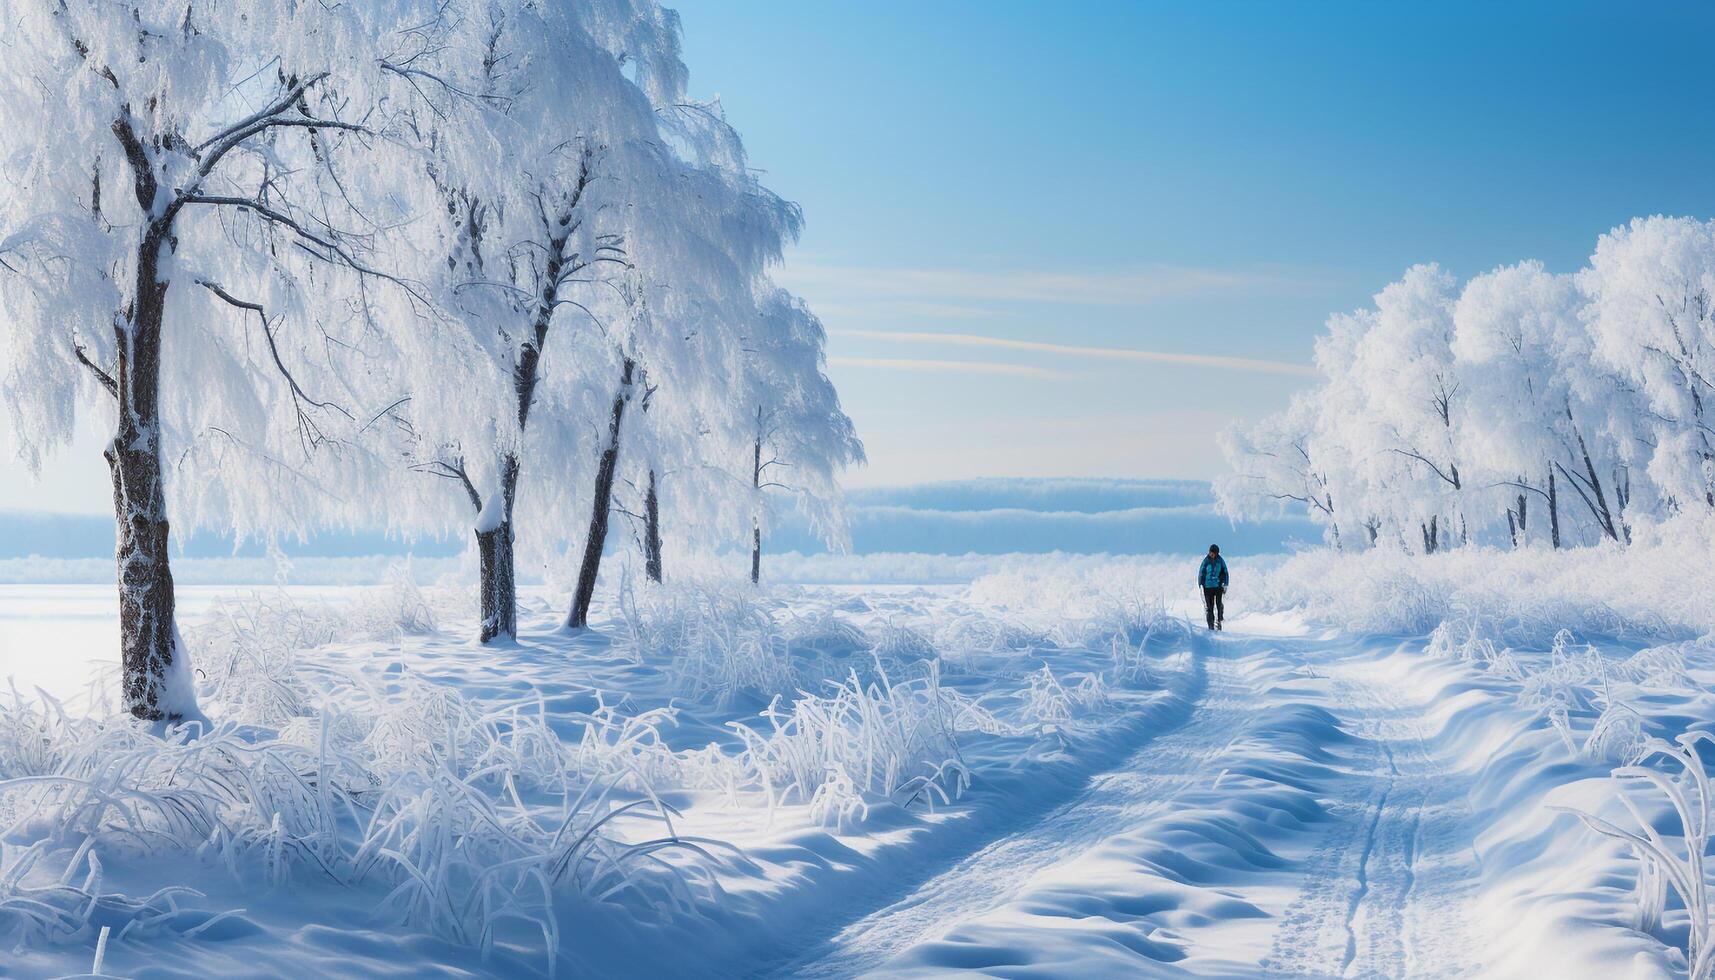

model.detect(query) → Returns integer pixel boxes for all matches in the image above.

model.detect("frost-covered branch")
[197,279,355,456]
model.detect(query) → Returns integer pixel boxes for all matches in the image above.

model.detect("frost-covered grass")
[21,539,1711,976]
[0,574,1194,974]
[0,588,730,972]
[957,520,1715,644]
[732,663,990,829]
[1559,733,1715,978]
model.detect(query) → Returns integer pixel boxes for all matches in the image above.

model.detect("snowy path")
[9,586,1662,979]
[1260,653,1480,978]
[780,629,1488,977]
[778,652,1243,978]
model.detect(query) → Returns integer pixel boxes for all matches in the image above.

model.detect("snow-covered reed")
[0,584,740,970]
[729,661,991,828]
[0,688,715,972]
[190,573,440,726]
[618,576,796,704]
[1019,665,1110,728]
[1557,732,1715,978]
[0,842,203,952]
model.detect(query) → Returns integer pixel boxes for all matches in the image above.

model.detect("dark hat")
[1208,544,1220,554]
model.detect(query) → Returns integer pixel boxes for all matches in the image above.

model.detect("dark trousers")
[1203,587,1224,627]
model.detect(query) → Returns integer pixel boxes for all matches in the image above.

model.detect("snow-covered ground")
[4,543,1714,978]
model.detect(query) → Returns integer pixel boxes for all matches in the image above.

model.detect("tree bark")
[750,432,762,585]
[110,216,193,721]
[476,454,519,642]
[476,518,516,641]
[751,522,761,585]
[643,468,662,583]
[1547,464,1561,549]
[567,359,635,628]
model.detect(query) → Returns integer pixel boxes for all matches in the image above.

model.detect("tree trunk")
[643,468,662,584]
[1547,464,1561,549]
[1615,466,1634,545]
[476,518,516,641]
[751,522,761,585]
[1421,516,1439,555]
[750,432,762,585]
[567,359,635,629]
[1506,491,1528,549]
[476,455,519,642]
[110,222,196,722]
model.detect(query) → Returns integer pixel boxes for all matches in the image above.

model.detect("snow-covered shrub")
[730,661,989,823]
[869,620,939,666]
[1019,665,1110,728]
[1585,699,1649,767]
[569,698,739,792]
[342,567,441,639]
[1518,631,1611,752]
[188,594,321,726]
[1556,732,1715,978]
[188,575,440,726]
[1108,635,1159,689]
[931,611,1048,672]
[1265,543,1692,643]
[1616,640,1701,690]
[785,610,869,658]
[619,577,796,704]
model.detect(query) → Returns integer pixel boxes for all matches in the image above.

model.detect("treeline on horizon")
[1220,215,1715,554]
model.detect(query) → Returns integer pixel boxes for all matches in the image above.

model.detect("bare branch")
[73,342,117,399]
[198,278,354,456]
[181,195,422,298]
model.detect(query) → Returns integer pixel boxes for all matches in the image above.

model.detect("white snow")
[4,538,1713,977]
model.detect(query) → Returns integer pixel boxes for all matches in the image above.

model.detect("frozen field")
[3,545,1714,978]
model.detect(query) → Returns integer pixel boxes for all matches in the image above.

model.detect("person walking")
[1198,544,1229,630]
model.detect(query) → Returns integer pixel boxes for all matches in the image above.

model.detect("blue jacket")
[1198,555,1229,590]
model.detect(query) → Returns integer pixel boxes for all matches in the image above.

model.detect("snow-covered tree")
[1216,391,1341,545]
[1338,265,1466,552]
[1454,260,1642,546]
[1581,216,1715,513]
[380,0,681,641]
[740,288,865,584]
[0,3,426,720]
[1224,229,1701,554]
[558,96,803,624]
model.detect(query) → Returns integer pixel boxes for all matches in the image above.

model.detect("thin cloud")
[780,263,1312,307]
[834,329,1316,377]
[828,356,1066,378]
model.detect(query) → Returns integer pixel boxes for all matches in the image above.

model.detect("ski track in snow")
[781,628,1486,978]
[1263,654,1479,979]
[776,651,1242,978]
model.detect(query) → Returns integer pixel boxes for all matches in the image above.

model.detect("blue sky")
[670,0,1715,486]
[5,2,1715,511]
